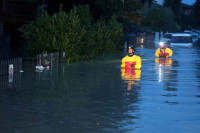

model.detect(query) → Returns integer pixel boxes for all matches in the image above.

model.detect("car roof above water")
[165,33,173,35]
[172,33,191,37]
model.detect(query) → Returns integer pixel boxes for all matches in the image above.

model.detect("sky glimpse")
[155,0,196,5]
[182,0,196,5]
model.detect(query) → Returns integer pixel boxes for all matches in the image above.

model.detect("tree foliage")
[19,5,124,61]
[193,0,200,26]
[164,0,182,14]
[124,0,142,13]
[140,8,179,31]
[141,0,155,10]
[92,16,123,56]
[93,0,124,20]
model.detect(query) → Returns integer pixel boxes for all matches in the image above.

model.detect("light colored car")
[192,29,200,35]
[191,34,198,44]
[160,33,173,45]
[170,33,193,47]
[184,30,193,34]
[184,30,200,39]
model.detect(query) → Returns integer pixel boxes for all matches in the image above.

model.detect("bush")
[92,16,123,56]
[19,5,124,61]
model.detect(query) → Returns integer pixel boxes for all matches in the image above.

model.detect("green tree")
[141,0,155,11]
[106,15,124,52]
[19,7,86,60]
[72,5,95,58]
[163,0,182,27]
[19,5,124,61]
[193,0,200,26]
[141,7,179,31]
[164,0,182,14]
[93,0,124,20]
[92,16,123,56]
[181,12,197,30]
[124,0,142,13]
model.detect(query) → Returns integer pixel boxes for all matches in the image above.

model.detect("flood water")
[1,44,200,133]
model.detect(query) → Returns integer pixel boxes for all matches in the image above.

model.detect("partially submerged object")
[170,33,193,47]
[160,33,173,45]
[36,65,49,72]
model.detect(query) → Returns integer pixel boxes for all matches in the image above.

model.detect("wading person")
[155,43,173,58]
[121,46,142,91]
[121,46,142,69]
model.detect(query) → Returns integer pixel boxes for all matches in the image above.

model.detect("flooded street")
[1,44,200,133]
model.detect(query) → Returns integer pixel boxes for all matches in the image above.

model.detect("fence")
[0,58,22,75]
[0,51,65,88]
[36,51,65,66]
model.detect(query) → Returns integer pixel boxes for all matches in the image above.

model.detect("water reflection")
[121,68,141,91]
[0,73,21,89]
[120,67,141,131]
[155,57,173,67]
[155,57,173,82]
[154,57,179,105]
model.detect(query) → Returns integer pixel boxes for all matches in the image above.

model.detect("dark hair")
[128,46,135,51]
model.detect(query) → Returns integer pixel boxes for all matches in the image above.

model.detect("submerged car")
[184,30,200,39]
[191,34,198,44]
[160,33,173,45]
[170,33,193,47]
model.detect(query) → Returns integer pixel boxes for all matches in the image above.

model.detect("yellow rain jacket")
[121,55,142,69]
[155,48,173,57]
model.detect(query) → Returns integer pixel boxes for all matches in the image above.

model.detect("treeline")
[45,0,200,31]
[141,0,200,31]
[19,0,200,60]
[19,5,123,61]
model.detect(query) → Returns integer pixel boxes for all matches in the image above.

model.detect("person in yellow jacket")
[121,46,142,69]
[155,43,173,58]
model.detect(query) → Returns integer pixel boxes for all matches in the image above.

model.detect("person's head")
[128,46,135,57]
[159,42,167,49]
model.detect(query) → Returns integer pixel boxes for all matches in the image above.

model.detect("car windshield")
[171,36,192,43]
[164,34,172,39]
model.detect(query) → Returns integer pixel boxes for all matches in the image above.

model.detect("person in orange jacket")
[155,43,173,58]
[121,46,142,69]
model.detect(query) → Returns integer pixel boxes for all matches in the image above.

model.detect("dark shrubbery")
[19,5,124,62]
[140,8,179,32]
